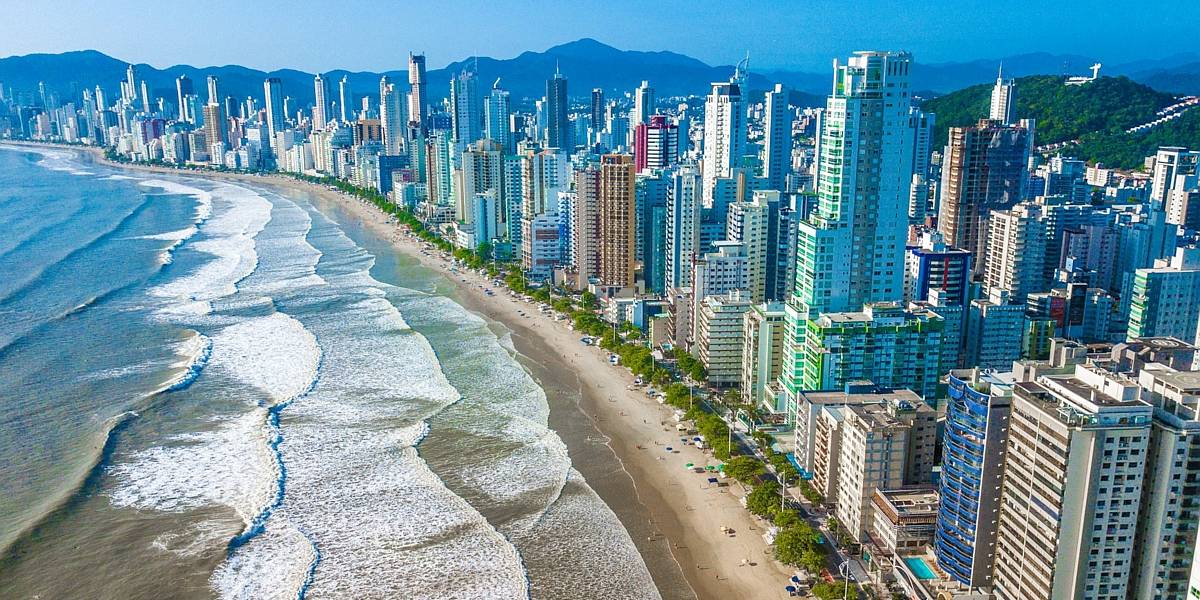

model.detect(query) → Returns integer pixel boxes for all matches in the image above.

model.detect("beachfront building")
[934,368,1014,588]
[791,382,913,480]
[869,487,939,577]
[598,154,637,288]
[695,291,754,387]
[810,405,847,502]
[741,302,787,411]
[1129,364,1200,600]
[835,396,937,542]
[795,302,945,401]
[1127,246,1200,345]
[781,52,920,418]
[992,363,1153,600]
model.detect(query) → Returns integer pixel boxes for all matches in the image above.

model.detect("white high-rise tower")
[379,76,407,154]
[762,83,791,191]
[701,76,746,205]
[312,74,329,130]
[989,66,1017,125]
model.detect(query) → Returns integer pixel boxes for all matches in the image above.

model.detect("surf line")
[225,345,323,575]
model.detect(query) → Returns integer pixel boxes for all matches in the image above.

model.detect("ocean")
[0,145,661,599]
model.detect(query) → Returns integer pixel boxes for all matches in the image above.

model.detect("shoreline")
[10,142,795,600]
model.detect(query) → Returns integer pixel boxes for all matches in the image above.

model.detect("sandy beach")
[23,143,797,600]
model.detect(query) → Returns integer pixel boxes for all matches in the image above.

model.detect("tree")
[724,456,766,484]
[745,480,782,518]
[475,241,493,261]
[580,291,599,310]
[774,521,824,569]
[811,581,846,600]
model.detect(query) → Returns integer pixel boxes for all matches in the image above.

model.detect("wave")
[148,184,271,310]
[139,179,214,222]
[163,333,212,393]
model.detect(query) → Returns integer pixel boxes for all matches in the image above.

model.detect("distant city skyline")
[2,0,1197,73]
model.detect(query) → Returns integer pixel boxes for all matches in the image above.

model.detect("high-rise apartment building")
[993,364,1153,600]
[762,83,792,191]
[175,75,193,123]
[781,52,919,406]
[989,68,1017,125]
[835,396,937,541]
[379,76,407,155]
[938,119,1033,270]
[263,78,284,157]
[634,115,678,172]
[450,69,482,145]
[701,78,745,204]
[546,69,570,150]
[935,368,1014,588]
[985,201,1049,303]
[589,87,605,145]
[598,154,636,287]
[665,166,702,291]
[1150,147,1198,207]
[338,75,353,123]
[408,53,428,133]
[572,166,601,288]
[1127,246,1200,344]
[796,302,945,400]
[312,74,330,130]
[632,80,655,129]
[484,82,512,152]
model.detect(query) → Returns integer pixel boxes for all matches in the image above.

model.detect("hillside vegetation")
[921,75,1200,168]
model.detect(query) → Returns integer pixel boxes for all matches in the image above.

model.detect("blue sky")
[2,0,1195,72]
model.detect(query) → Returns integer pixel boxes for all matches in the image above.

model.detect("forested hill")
[921,75,1200,168]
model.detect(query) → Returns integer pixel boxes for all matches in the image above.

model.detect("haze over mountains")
[1,38,1197,111]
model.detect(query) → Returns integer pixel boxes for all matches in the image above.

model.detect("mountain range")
[1,39,1197,113]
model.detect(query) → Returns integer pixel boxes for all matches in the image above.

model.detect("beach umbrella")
[685,462,694,468]
[791,576,800,583]
[665,447,673,452]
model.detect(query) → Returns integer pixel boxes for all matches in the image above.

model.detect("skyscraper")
[992,364,1152,600]
[632,80,655,129]
[936,368,1014,588]
[408,53,428,134]
[379,76,406,155]
[938,118,1033,270]
[762,83,791,191]
[263,78,284,157]
[599,154,636,287]
[484,81,512,152]
[989,67,1017,125]
[123,64,137,106]
[546,69,569,150]
[572,166,601,288]
[790,51,916,318]
[206,76,220,106]
[665,166,702,290]
[701,77,745,204]
[175,75,193,123]
[450,69,482,145]
[312,74,329,130]
[339,75,353,123]
[590,88,605,145]
[780,51,919,406]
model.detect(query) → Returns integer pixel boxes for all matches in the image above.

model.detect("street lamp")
[727,407,750,454]
[838,560,855,600]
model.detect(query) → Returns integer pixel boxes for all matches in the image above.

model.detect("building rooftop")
[799,384,924,407]
[874,487,939,521]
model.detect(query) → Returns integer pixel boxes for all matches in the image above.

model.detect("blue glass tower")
[934,369,1013,588]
